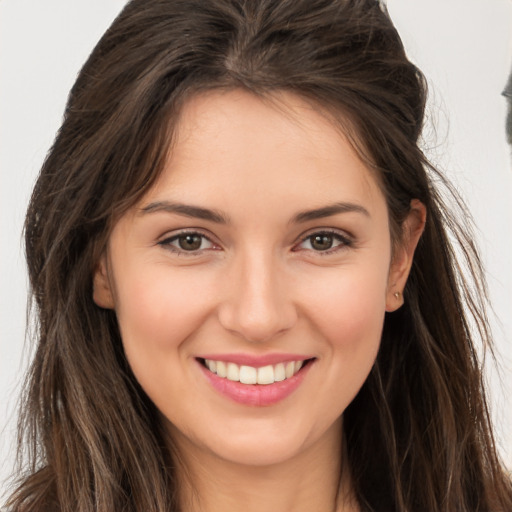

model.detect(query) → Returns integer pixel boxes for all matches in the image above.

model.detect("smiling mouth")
[198,358,315,385]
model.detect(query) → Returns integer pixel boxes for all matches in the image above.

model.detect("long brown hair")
[6,0,512,510]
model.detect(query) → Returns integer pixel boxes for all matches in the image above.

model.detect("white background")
[1,0,511,496]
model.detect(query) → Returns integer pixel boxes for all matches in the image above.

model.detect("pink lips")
[196,353,314,407]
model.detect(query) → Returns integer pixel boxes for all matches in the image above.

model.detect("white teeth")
[226,362,239,381]
[239,365,257,384]
[257,365,274,385]
[274,363,286,382]
[285,361,295,379]
[216,360,227,378]
[203,358,308,385]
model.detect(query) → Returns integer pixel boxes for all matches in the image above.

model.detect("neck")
[167,419,359,512]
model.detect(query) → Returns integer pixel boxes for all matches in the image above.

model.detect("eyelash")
[157,229,353,256]
[293,229,353,255]
[157,230,218,256]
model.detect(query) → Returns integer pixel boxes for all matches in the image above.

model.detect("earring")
[394,291,401,300]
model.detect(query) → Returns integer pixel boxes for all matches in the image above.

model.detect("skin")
[94,89,425,512]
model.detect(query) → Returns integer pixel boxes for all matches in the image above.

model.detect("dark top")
[503,67,512,145]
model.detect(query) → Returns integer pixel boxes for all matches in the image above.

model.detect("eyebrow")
[292,202,370,223]
[139,201,229,224]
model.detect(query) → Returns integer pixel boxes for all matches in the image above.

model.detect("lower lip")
[197,360,313,406]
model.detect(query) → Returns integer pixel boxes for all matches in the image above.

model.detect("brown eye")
[178,234,203,251]
[159,232,216,254]
[294,230,352,254]
[310,234,334,251]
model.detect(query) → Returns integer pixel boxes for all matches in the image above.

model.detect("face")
[94,89,423,468]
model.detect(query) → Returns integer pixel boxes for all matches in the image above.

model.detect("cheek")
[300,261,389,391]
[321,281,386,367]
[305,261,388,341]
[112,266,215,381]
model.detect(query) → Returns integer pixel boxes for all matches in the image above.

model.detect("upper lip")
[196,353,314,368]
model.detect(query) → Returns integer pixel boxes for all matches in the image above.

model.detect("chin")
[170,411,343,469]
[205,433,310,467]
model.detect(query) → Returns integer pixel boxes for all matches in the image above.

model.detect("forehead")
[144,89,386,221]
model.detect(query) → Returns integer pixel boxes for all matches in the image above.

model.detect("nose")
[217,250,298,343]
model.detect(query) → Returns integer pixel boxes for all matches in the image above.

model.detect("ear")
[92,253,115,309]
[386,199,426,312]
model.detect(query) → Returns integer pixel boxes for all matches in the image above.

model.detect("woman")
[5,0,512,510]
